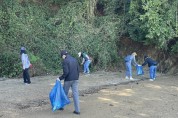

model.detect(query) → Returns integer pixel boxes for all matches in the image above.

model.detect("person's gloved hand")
[56,78,60,81]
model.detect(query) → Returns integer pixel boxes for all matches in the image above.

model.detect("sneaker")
[149,79,154,81]
[84,72,90,76]
[25,83,30,85]
[130,77,134,80]
[125,76,129,80]
[73,111,80,115]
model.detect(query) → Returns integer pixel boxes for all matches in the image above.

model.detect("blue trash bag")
[136,65,144,75]
[49,80,70,111]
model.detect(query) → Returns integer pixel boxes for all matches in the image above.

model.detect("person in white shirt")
[20,47,31,84]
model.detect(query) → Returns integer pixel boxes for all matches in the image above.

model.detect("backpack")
[124,55,131,62]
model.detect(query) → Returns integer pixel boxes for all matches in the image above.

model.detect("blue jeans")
[84,60,91,73]
[149,66,157,79]
[125,62,132,77]
[63,80,80,112]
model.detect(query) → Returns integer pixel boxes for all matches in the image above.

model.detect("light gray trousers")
[63,80,80,112]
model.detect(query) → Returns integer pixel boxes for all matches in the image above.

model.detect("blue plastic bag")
[49,80,70,111]
[136,65,144,75]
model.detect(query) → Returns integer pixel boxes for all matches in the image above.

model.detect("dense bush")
[126,0,178,49]
[0,51,21,77]
[0,0,120,77]
[0,0,177,77]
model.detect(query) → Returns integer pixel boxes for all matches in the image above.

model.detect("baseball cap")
[78,52,82,57]
[60,50,68,57]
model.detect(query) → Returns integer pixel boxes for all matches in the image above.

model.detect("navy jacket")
[142,57,157,67]
[59,55,80,81]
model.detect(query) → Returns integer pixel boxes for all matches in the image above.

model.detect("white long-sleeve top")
[21,53,31,69]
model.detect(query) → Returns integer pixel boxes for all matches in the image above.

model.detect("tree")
[126,0,178,50]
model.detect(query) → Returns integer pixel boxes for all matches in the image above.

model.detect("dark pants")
[23,68,31,84]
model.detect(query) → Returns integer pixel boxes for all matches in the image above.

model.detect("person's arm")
[81,58,85,65]
[142,59,148,66]
[132,56,138,66]
[59,61,69,80]
[21,54,26,70]
[77,62,80,77]
[85,54,90,60]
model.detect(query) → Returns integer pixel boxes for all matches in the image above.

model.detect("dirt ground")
[0,70,178,118]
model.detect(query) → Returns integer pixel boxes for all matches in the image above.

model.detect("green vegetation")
[0,0,177,77]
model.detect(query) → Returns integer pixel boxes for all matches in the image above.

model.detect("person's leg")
[71,80,80,113]
[85,60,91,73]
[25,68,31,84]
[127,63,132,79]
[63,81,72,96]
[149,66,154,79]
[61,81,72,110]
[125,62,130,79]
[83,62,87,73]
[23,69,27,83]
[153,66,157,79]
[23,70,27,83]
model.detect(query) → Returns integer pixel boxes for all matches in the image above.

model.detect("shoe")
[83,72,90,74]
[130,77,134,80]
[149,79,154,81]
[73,111,80,115]
[153,78,156,80]
[59,108,64,110]
[125,76,129,80]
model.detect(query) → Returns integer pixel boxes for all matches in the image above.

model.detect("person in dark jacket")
[58,50,80,115]
[142,55,157,81]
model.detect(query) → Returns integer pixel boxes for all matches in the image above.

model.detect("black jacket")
[142,57,157,67]
[59,55,80,81]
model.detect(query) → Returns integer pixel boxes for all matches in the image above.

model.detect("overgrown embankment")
[0,0,177,77]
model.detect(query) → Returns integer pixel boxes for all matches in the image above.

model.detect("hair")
[132,52,137,56]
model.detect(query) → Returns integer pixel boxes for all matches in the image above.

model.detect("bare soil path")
[0,71,178,118]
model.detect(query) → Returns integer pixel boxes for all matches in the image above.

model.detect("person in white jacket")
[20,47,31,84]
